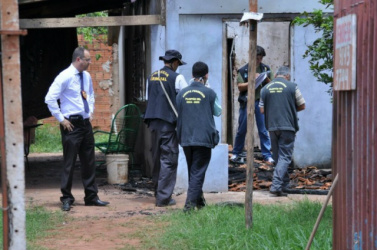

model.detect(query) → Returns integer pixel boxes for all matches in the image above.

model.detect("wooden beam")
[160,0,166,26]
[245,0,258,230]
[20,15,161,29]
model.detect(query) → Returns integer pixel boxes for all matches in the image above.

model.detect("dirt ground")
[19,153,330,250]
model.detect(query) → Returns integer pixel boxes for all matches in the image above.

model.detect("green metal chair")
[94,104,141,166]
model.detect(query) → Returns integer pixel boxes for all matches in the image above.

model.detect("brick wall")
[43,35,113,131]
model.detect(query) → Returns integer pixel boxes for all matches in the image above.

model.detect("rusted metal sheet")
[0,0,27,249]
[333,0,377,249]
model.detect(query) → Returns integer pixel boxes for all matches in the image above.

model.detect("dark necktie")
[78,72,89,113]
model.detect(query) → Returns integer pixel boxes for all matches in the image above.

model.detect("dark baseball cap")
[159,50,186,65]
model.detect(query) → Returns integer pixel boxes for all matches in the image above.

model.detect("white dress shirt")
[45,64,94,122]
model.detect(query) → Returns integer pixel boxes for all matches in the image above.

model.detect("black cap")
[159,50,186,65]
[192,61,209,78]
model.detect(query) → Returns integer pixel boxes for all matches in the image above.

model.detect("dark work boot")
[269,190,288,197]
[62,200,71,211]
[197,194,206,210]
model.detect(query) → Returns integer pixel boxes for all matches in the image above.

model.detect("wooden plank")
[20,15,161,29]
[160,0,166,26]
[245,0,257,230]
[221,23,227,143]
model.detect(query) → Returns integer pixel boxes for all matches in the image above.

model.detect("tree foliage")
[293,0,334,94]
[76,11,108,43]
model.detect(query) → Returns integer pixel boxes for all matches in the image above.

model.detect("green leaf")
[293,0,334,95]
[76,11,108,43]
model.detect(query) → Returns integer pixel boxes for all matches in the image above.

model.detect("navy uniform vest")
[176,82,218,148]
[144,66,179,125]
[238,62,271,104]
[260,77,299,132]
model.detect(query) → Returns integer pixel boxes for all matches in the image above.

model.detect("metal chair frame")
[94,104,141,167]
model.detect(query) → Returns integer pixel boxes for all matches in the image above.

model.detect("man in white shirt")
[45,47,109,211]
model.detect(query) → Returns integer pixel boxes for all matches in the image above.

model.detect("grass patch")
[30,123,62,153]
[0,206,65,250]
[134,199,332,250]
[30,122,109,153]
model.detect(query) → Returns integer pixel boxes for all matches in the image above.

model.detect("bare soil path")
[21,153,328,250]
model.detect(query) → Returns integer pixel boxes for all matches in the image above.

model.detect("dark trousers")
[232,105,247,155]
[151,129,178,205]
[269,130,295,192]
[60,119,98,204]
[233,101,272,160]
[183,146,211,209]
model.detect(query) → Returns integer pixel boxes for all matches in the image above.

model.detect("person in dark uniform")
[259,66,306,196]
[45,47,109,211]
[230,45,274,164]
[176,61,221,212]
[144,50,188,207]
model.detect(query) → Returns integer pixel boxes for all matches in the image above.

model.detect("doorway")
[222,20,291,148]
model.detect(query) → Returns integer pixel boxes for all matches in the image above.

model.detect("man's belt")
[65,115,90,125]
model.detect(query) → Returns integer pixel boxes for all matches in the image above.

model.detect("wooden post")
[305,174,339,250]
[245,0,258,229]
[160,0,166,26]
[0,55,9,250]
[0,0,27,249]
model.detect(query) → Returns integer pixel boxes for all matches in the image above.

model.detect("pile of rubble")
[228,153,333,195]
[124,149,333,195]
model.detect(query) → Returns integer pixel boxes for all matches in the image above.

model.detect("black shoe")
[197,195,206,210]
[239,152,247,158]
[269,190,288,197]
[156,198,176,207]
[183,204,195,213]
[85,199,110,206]
[62,200,71,211]
[230,155,245,164]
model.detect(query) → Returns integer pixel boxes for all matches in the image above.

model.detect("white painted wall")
[178,15,225,100]
[258,22,290,73]
[226,21,290,149]
[176,14,234,192]
[176,0,331,14]
[291,25,333,168]
[224,22,333,168]
[257,0,333,13]
[150,25,166,77]
[145,0,333,193]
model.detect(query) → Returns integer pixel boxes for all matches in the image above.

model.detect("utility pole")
[0,0,27,249]
[245,0,258,229]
